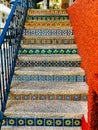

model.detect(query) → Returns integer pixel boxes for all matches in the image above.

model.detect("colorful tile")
[45,119,53,126]
[23,29,73,36]
[2,118,81,127]
[55,119,63,126]
[18,49,78,55]
[16,60,80,67]
[23,38,75,44]
[13,75,86,82]
[8,94,88,101]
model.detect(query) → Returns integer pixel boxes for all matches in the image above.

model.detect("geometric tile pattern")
[23,29,73,36]
[13,75,86,82]
[22,38,75,44]
[8,93,88,101]
[27,9,68,16]
[26,15,69,21]
[2,117,81,127]
[24,21,71,29]
[18,49,78,54]
[16,60,80,67]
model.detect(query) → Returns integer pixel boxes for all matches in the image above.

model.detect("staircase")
[1,9,88,130]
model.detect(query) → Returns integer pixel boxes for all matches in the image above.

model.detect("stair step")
[23,28,73,37]
[9,82,88,101]
[17,54,81,60]
[22,36,75,44]
[14,67,85,76]
[13,67,86,82]
[24,21,71,29]
[19,44,78,54]
[4,100,87,118]
[16,54,81,67]
[2,126,81,130]
[20,44,77,49]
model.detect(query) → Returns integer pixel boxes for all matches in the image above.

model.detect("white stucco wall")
[0,3,11,34]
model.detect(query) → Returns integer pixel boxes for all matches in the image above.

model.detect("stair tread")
[23,35,75,39]
[14,67,85,76]
[20,44,77,49]
[26,20,70,22]
[24,26,72,30]
[25,20,70,23]
[10,81,88,94]
[1,126,81,130]
[5,100,87,118]
[17,54,81,61]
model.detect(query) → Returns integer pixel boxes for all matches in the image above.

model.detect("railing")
[0,0,28,121]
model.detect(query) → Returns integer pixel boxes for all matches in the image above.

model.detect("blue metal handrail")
[0,0,28,121]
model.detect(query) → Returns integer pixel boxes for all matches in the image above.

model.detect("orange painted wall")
[67,0,98,129]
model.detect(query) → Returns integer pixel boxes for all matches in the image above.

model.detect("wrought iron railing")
[0,0,28,121]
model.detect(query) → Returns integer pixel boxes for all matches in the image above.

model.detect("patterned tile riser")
[8,94,88,101]
[12,75,86,82]
[24,22,71,29]
[2,118,81,127]
[26,15,69,21]
[23,29,73,36]
[22,39,75,44]
[16,61,80,67]
[27,9,68,16]
[18,49,78,54]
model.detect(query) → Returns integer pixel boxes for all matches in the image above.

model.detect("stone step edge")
[22,35,75,40]
[20,44,77,49]
[14,67,85,76]
[17,54,81,61]
[26,20,70,22]
[1,126,81,130]
[24,26,73,30]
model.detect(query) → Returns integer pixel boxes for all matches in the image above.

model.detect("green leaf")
[47,50,52,54]
[54,50,58,54]
[35,50,40,54]
[41,50,46,54]
[29,50,33,54]
[72,50,77,54]
[66,50,70,54]
[18,50,21,54]
[60,49,64,54]
[23,50,27,54]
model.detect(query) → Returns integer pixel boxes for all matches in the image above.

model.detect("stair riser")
[26,16,69,21]
[18,49,78,54]
[16,61,80,67]
[24,22,71,29]
[26,15,69,22]
[12,75,86,82]
[23,29,73,37]
[27,9,68,16]
[8,93,88,101]
[22,38,75,44]
[2,118,81,127]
